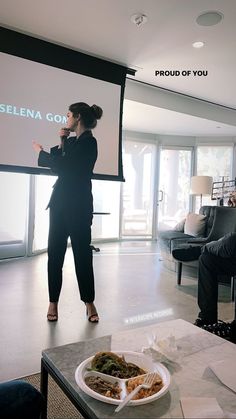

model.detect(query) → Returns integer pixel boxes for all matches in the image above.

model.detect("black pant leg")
[47,206,68,302]
[198,252,236,323]
[198,254,219,323]
[69,217,95,303]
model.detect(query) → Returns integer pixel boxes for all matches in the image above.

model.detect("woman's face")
[66,111,79,131]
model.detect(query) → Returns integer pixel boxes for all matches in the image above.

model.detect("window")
[92,180,120,240]
[196,145,233,208]
[33,175,56,252]
[0,172,29,258]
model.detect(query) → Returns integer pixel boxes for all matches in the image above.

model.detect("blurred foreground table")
[40,318,236,418]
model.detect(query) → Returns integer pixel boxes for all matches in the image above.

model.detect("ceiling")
[1,0,236,136]
[123,100,236,136]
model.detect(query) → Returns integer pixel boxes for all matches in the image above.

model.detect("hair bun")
[91,104,103,120]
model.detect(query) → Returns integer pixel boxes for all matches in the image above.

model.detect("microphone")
[60,135,68,156]
[60,128,70,155]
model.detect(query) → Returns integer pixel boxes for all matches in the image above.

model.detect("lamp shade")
[190,176,213,195]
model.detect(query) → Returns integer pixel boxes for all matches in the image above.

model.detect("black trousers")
[47,205,94,303]
[198,252,236,323]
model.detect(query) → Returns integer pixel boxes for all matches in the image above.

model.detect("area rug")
[20,373,84,419]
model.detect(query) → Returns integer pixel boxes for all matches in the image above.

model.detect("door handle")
[158,190,164,203]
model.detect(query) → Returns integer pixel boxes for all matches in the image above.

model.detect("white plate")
[75,351,170,406]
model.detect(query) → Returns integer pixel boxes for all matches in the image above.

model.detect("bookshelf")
[211,177,236,201]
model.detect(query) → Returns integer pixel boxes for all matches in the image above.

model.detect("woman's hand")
[32,140,43,153]
[59,128,70,149]
[59,128,70,138]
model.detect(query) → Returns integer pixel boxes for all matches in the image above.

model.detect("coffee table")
[40,319,236,418]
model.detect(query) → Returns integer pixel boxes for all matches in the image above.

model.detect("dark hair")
[69,102,103,129]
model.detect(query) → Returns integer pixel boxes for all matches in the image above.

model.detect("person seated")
[194,232,236,342]
[0,379,44,419]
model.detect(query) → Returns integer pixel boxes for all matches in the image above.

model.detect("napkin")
[142,333,181,362]
[180,397,224,418]
[209,359,236,393]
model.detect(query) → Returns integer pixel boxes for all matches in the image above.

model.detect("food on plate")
[90,351,146,378]
[85,376,121,399]
[126,374,163,400]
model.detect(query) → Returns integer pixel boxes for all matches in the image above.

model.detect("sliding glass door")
[121,139,157,238]
[0,172,29,259]
[158,148,192,231]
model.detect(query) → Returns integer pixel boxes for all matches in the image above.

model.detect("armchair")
[171,206,236,296]
[159,206,236,285]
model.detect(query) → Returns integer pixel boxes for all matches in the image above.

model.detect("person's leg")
[69,217,98,322]
[47,206,68,319]
[0,380,44,419]
[197,252,236,324]
[197,253,219,324]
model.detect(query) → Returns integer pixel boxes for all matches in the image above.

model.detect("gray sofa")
[159,205,236,283]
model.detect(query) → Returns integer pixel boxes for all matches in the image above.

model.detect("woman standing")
[33,102,103,323]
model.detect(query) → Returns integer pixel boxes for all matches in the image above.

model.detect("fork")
[115,372,157,413]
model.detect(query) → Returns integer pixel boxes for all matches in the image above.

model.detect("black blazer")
[38,130,98,215]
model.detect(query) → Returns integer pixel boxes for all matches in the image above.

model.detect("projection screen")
[0,27,132,180]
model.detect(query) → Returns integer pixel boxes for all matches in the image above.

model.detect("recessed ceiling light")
[192,41,205,48]
[131,13,148,27]
[196,11,224,26]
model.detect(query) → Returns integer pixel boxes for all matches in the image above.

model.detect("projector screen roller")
[0,27,131,180]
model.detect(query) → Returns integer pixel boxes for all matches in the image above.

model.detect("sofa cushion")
[159,230,194,253]
[174,218,186,232]
[184,213,207,237]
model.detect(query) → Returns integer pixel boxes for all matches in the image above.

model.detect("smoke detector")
[131,14,148,27]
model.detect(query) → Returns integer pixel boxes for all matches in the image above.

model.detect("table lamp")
[190,176,213,207]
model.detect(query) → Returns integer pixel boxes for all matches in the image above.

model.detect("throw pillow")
[174,218,186,232]
[184,213,206,237]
